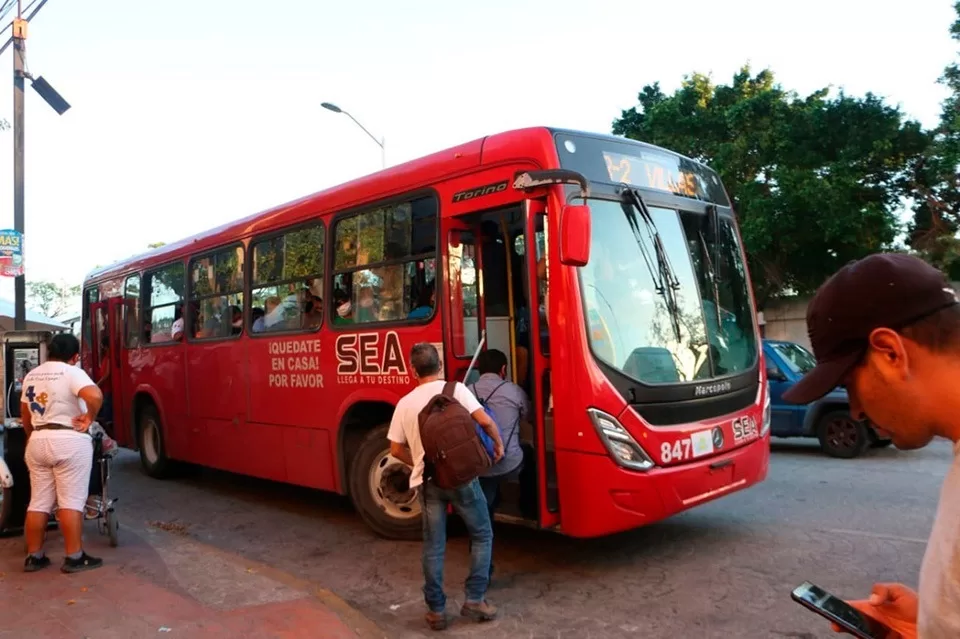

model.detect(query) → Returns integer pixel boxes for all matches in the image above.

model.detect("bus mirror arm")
[513,169,590,200]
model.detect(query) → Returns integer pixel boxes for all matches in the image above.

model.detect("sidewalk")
[0,519,386,639]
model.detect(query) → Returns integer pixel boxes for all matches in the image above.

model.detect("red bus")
[81,128,770,539]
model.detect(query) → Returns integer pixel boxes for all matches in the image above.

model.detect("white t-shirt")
[918,441,960,637]
[387,380,483,488]
[22,361,96,430]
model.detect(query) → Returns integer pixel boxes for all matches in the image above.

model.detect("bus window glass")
[124,274,141,347]
[448,230,480,357]
[145,262,185,344]
[332,196,437,325]
[82,286,98,347]
[189,246,244,340]
[578,199,757,384]
[250,223,325,333]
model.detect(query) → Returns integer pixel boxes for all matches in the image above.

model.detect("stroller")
[84,423,119,547]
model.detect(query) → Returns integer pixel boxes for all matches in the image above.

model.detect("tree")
[907,2,960,279]
[147,242,166,249]
[612,66,927,307]
[27,280,80,318]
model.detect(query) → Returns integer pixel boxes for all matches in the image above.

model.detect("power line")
[0,0,48,58]
[0,0,16,24]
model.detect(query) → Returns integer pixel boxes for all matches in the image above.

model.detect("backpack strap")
[483,381,509,403]
[442,381,457,399]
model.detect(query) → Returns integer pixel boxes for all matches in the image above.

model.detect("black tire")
[871,438,894,448]
[817,410,870,459]
[138,405,174,479]
[106,508,119,547]
[0,486,11,533]
[348,424,421,541]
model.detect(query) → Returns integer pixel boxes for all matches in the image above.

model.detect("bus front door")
[106,297,132,447]
[443,219,485,383]
[524,198,560,530]
[89,298,131,447]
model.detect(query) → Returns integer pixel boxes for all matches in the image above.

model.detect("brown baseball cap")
[781,253,959,405]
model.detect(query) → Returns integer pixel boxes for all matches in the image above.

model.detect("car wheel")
[817,410,870,459]
[348,424,421,541]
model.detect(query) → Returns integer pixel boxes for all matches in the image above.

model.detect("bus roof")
[84,127,715,283]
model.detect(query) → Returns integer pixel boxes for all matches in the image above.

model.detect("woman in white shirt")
[21,333,104,573]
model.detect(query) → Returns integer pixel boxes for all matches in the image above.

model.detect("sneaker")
[461,600,497,622]
[424,610,447,631]
[61,552,103,574]
[24,554,51,572]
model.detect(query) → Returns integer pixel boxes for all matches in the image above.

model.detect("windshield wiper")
[620,188,683,343]
[698,211,723,332]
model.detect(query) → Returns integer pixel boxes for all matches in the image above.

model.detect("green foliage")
[27,280,80,318]
[147,241,166,249]
[907,1,960,280]
[613,66,927,306]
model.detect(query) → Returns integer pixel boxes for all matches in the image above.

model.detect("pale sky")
[0,0,954,316]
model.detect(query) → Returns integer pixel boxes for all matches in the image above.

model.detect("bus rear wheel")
[138,405,173,479]
[349,424,421,541]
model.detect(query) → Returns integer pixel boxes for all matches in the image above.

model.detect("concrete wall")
[759,281,960,349]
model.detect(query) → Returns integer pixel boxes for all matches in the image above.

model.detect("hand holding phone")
[791,582,886,639]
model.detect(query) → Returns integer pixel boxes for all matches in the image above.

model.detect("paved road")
[63,438,951,637]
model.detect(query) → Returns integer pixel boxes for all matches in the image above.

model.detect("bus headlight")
[587,408,655,471]
[761,382,771,437]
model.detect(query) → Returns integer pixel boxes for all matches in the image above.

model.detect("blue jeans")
[420,478,492,613]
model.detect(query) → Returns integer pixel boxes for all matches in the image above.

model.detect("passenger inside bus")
[407,281,435,319]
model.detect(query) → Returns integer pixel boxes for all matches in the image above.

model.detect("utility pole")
[12,3,25,329]
[1,0,62,330]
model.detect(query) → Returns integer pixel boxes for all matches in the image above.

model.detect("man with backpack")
[387,343,504,631]
[471,349,529,575]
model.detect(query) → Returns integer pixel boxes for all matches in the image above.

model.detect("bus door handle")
[709,459,733,471]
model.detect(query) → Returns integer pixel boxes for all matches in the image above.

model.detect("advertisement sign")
[0,229,24,277]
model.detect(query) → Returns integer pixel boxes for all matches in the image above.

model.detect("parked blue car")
[764,339,891,458]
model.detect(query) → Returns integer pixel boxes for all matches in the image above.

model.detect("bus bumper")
[554,433,770,538]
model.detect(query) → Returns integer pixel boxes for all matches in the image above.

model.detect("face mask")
[232,320,242,328]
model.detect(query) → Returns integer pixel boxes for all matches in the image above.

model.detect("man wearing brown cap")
[783,252,960,638]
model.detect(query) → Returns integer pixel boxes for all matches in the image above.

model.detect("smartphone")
[791,581,885,639]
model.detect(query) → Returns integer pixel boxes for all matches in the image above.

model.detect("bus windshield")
[578,198,757,385]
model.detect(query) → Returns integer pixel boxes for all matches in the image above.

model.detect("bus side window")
[124,274,141,348]
[189,245,245,340]
[145,262,185,344]
[250,223,325,334]
[332,195,438,325]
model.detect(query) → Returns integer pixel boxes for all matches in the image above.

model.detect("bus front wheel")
[349,424,421,541]
[138,406,173,479]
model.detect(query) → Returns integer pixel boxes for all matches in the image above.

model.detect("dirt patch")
[148,519,191,536]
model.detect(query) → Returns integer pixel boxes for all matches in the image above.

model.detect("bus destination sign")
[554,133,731,206]
[602,151,705,200]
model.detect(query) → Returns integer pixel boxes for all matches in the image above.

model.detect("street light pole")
[12,10,26,330]
[321,102,385,169]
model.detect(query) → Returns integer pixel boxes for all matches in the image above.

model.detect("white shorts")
[25,430,93,514]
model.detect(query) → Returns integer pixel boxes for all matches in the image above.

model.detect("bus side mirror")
[559,204,590,267]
